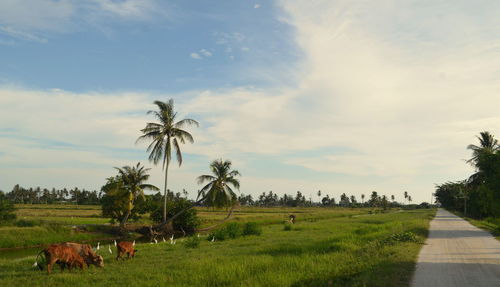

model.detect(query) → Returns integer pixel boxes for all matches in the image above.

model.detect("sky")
[1,0,500,204]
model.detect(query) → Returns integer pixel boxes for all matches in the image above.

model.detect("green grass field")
[0,207,435,287]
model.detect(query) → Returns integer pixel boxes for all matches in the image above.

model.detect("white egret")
[114,240,117,246]
[97,242,100,250]
[162,237,166,243]
[132,240,136,246]
[154,238,158,244]
[108,245,112,254]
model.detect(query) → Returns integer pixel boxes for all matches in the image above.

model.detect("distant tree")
[0,191,16,222]
[361,194,365,205]
[404,191,408,205]
[369,191,379,207]
[391,195,395,202]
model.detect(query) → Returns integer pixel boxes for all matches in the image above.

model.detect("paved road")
[411,209,500,287]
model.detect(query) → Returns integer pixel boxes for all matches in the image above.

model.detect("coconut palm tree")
[361,194,365,205]
[404,191,408,205]
[197,159,241,208]
[467,131,499,166]
[467,131,499,186]
[115,162,159,228]
[136,99,198,224]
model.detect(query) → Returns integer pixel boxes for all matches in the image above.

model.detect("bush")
[150,198,200,234]
[242,222,262,236]
[283,224,292,231]
[184,236,201,248]
[15,219,37,227]
[207,228,227,241]
[225,222,242,239]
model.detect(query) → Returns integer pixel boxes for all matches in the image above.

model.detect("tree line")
[238,190,423,209]
[2,184,101,205]
[435,131,500,218]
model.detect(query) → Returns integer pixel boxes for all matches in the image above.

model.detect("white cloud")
[254,4,261,9]
[199,49,212,57]
[190,52,202,59]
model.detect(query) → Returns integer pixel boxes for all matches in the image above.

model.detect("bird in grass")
[96,242,100,250]
[32,261,38,268]
[197,234,200,238]
[170,235,174,244]
[108,245,112,254]
[211,236,215,242]
[154,238,158,244]
[114,240,117,246]
[162,237,166,243]
[132,240,136,246]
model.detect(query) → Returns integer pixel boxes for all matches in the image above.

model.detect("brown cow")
[37,244,86,274]
[60,242,104,268]
[116,241,137,260]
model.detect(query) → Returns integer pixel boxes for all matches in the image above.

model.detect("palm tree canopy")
[136,99,199,169]
[197,159,241,208]
[115,162,159,199]
[467,131,499,166]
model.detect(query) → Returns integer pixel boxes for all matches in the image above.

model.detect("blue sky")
[1,0,500,203]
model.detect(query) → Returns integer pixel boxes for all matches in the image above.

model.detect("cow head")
[92,255,104,267]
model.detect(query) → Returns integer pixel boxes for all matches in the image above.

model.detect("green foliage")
[207,228,227,241]
[183,236,201,248]
[436,131,500,218]
[197,159,241,208]
[224,222,242,239]
[150,197,200,234]
[0,191,16,222]
[100,177,151,224]
[283,223,293,231]
[242,222,262,236]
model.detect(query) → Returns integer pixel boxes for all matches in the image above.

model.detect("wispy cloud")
[0,26,48,43]
[0,0,166,42]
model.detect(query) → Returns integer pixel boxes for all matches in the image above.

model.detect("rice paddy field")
[0,205,435,287]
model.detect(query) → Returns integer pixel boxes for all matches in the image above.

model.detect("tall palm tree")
[115,162,159,228]
[391,195,395,202]
[404,191,408,205]
[361,194,365,205]
[136,99,198,224]
[467,131,499,166]
[467,131,499,186]
[197,159,241,208]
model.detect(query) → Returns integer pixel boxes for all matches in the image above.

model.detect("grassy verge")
[0,209,435,287]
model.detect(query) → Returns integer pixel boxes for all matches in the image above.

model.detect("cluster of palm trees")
[109,99,241,228]
[435,131,500,218]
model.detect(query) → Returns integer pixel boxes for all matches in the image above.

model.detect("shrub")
[283,224,292,231]
[150,198,200,234]
[207,228,227,241]
[15,219,37,227]
[242,222,262,236]
[225,222,242,239]
[184,236,201,248]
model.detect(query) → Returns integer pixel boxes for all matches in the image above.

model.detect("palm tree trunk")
[163,162,169,224]
[120,193,134,228]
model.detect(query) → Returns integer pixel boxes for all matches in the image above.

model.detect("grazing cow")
[36,244,86,274]
[116,241,137,260]
[289,214,296,224]
[60,242,104,267]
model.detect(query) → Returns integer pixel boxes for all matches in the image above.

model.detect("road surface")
[411,209,500,287]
